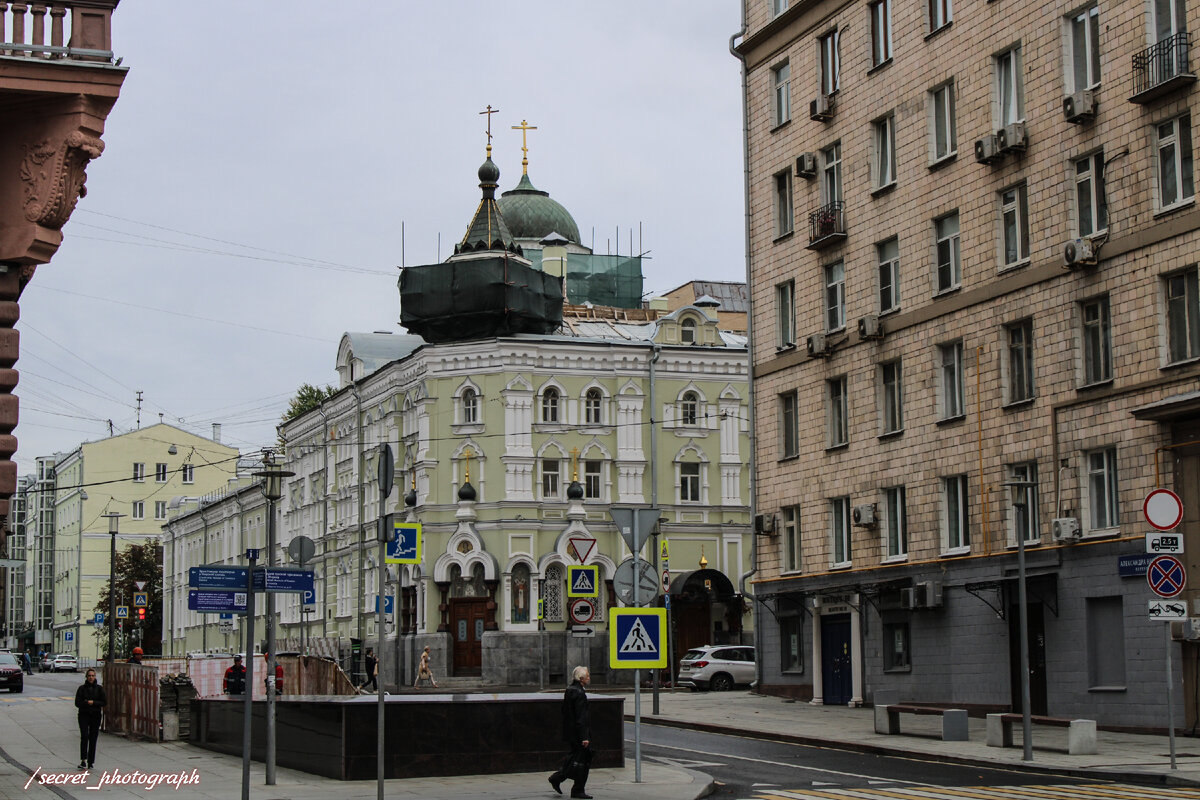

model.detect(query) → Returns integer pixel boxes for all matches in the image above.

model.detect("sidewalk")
[0,691,710,800]
[630,688,1200,787]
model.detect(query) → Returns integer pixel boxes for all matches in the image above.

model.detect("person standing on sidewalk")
[548,666,592,799]
[21,652,31,675]
[223,654,246,695]
[74,668,105,770]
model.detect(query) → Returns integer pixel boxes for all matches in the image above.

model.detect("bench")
[986,713,1098,755]
[874,704,969,741]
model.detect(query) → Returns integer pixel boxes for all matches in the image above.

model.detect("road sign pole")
[377,442,393,800]
[241,549,258,800]
[632,513,641,785]
[1167,622,1178,769]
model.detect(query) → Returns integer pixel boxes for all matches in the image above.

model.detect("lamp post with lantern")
[102,512,124,667]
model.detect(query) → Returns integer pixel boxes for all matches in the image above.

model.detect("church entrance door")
[450,599,487,675]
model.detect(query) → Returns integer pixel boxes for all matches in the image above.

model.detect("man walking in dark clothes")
[75,668,106,769]
[362,648,378,692]
[548,665,592,799]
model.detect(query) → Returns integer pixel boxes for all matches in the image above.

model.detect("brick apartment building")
[737,0,1200,728]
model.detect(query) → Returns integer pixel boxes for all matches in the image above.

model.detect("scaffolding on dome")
[524,251,644,309]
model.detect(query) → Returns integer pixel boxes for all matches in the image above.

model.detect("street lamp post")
[1003,479,1036,762]
[254,454,294,787]
[102,513,124,668]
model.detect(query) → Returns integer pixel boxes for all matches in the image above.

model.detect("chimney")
[212,423,222,443]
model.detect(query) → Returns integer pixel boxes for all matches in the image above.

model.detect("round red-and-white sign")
[569,597,596,624]
[1144,488,1184,531]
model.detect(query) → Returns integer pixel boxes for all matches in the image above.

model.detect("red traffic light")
[137,608,146,620]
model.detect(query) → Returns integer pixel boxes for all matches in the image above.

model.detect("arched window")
[681,317,697,343]
[461,387,478,424]
[544,564,564,621]
[511,563,531,624]
[585,388,603,425]
[542,387,560,423]
[681,391,699,426]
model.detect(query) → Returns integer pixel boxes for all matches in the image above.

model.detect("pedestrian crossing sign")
[567,565,600,598]
[116,606,129,619]
[134,592,148,607]
[609,607,667,669]
[385,522,422,565]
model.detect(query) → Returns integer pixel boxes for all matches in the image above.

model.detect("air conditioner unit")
[900,587,918,610]
[1051,517,1082,542]
[852,503,877,527]
[975,134,1001,164]
[997,122,1028,153]
[796,152,818,178]
[1063,90,1096,123]
[754,513,777,535]
[857,314,884,340]
[810,95,834,122]
[806,333,831,358]
[917,580,944,608]
[1063,238,1098,268]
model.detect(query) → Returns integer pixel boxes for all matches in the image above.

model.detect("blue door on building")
[821,614,852,705]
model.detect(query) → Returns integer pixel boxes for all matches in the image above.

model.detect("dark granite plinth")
[190,692,624,780]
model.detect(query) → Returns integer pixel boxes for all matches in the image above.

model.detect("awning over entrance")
[1132,389,1200,421]
[669,568,737,600]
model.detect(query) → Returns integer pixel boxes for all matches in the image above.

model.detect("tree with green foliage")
[278,382,337,449]
[93,540,163,658]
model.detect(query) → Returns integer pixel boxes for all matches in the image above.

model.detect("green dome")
[497,173,581,245]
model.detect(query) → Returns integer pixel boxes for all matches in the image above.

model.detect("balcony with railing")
[1131,32,1196,104]
[807,201,846,250]
[1,1,117,62]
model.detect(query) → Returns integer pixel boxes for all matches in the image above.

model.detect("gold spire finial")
[463,446,475,483]
[699,545,708,570]
[479,105,500,158]
[511,119,538,175]
[570,446,580,481]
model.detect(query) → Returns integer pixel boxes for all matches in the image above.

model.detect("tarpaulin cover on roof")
[399,256,564,343]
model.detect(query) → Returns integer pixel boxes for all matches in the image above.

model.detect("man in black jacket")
[224,655,246,695]
[74,668,106,769]
[548,666,592,799]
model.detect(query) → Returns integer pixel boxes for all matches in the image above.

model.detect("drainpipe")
[729,5,760,688]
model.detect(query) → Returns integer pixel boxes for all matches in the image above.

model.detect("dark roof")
[497,172,581,244]
[668,281,748,314]
[455,156,522,257]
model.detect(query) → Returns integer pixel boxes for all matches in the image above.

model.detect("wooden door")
[821,614,852,705]
[672,598,710,679]
[451,599,487,675]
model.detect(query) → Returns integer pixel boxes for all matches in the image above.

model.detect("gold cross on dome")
[511,119,538,174]
[570,447,580,481]
[479,105,500,154]
[463,446,475,483]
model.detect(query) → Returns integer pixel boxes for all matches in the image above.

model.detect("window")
[825,261,845,332]
[1158,114,1194,209]
[929,0,951,32]
[870,0,892,67]
[154,500,167,521]
[541,458,561,499]
[1082,295,1113,384]
[827,377,848,448]
[783,505,801,572]
[1156,0,1187,42]
[1087,447,1119,530]
[680,391,700,426]
[680,317,697,344]
[772,0,789,17]
[781,391,799,459]
[776,280,796,347]
[1167,267,1200,363]
[1008,461,1039,543]
[680,462,702,503]
[821,143,843,204]
[877,238,900,313]
[584,460,603,499]
[775,170,794,236]
[819,30,840,96]
[541,388,560,423]
[939,341,964,419]
[1075,152,1107,236]
[996,47,1024,127]
[133,463,145,483]
[830,497,851,565]
[1005,319,1035,403]
[181,463,194,484]
[773,61,791,127]
[930,82,957,162]
[934,212,960,293]
[942,475,969,551]
[461,387,479,424]
[585,388,602,425]
[1086,597,1126,688]
[885,486,907,558]
[132,501,145,521]
[780,615,803,671]
[1067,5,1101,92]
[883,621,910,670]
[1000,183,1030,267]
[155,463,168,483]
[873,114,897,190]
[880,360,903,434]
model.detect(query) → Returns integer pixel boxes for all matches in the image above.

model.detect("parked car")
[0,652,23,692]
[677,645,756,691]
[51,654,78,672]
[39,653,55,672]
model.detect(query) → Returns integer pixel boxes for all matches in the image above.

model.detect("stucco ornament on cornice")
[20,132,105,229]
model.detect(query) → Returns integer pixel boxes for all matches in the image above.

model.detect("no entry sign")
[1148,555,1187,598]
[1144,489,1184,531]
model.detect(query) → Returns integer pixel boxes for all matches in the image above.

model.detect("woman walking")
[414,646,438,688]
[74,668,106,770]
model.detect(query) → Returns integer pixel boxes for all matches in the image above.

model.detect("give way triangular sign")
[618,618,657,654]
[568,537,595,563]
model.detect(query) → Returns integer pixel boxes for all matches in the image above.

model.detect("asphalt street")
[630,720,1200,800]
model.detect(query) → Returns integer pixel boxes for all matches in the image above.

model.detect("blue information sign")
[189,566,249,590]
[188,590,249,615]
[1119,554,1155,577]
[386,522,422,564]
[253,567,315,594]
[93,613,104,625]
[375,595,395,614]
[65,631,74,642]
[218,613,233,620]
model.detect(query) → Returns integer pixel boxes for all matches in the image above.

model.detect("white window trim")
[872,113,897,191]
[1080,294,1113,386]
[1074,151,1107,238]
[884,486,908,560]
[775,169,794,237]
[999,183,1031,270]
[1156,113,1195,213]
[929,81,957,164]
[1065,4,1101,94]
[938,341,965,420]
[773,60,791,127]
[934,212,961,294]
[878,238,900,314]
[994,46,1025,128]
[825,260,846,333]
[941,475,970,554]
[827,376,849,448]
[928,0,952,33]
[870,0,892,67]
[1003,319,1036,405]
[1083,447,1120,534]
[830,497,851,567]
[879,360,904,435]
[782,505,802,573]
[777,280,796,347]
[676,460,707,504]
[819,29,841,96]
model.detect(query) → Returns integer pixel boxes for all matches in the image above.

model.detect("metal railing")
[1133,32,1192,97]
[808,201,846,246]
[0,1,116,62]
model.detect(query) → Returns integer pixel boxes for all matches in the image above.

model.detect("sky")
[15,1,746,475]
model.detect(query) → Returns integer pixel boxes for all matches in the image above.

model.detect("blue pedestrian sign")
[609,608,667,669]
[567,565,600,598]
[188,590,249,615]
[115,606,129,619]
[386,522,422,564]
[133,592,148,607]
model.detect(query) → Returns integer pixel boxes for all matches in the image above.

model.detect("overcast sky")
[15,1,746,475]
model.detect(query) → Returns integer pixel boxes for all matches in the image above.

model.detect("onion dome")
[458,481,477,502]
[566,480,584,500]
[498,172,581,244]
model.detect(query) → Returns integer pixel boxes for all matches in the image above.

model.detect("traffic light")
[137,607,146,621]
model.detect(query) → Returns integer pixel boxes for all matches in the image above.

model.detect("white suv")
[677,645,756,691]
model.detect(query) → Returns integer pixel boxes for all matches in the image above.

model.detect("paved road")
[1,669,80,700]
[630,721,1200,800]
